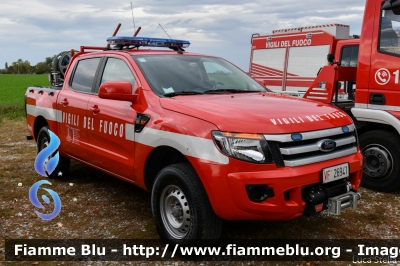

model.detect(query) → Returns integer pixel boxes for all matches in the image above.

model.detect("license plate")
[322,163,349,184]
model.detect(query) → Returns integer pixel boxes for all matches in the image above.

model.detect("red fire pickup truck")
[26,36,363,245]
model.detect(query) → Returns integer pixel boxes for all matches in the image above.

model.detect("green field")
[0,74,49,121]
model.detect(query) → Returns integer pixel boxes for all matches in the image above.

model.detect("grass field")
[0,74,49,121]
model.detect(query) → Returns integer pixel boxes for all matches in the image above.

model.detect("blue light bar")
[107,36,190,48]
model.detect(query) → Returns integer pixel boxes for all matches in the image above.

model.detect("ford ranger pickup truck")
[25,36,363,245]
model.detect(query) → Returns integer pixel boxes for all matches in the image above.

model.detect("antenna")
[106,23,122,49]
[158,23,172,39]
[131,2,136,32]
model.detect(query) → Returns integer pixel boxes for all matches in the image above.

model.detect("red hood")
[160,92,353,134]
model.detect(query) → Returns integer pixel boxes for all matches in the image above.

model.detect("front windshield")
[132,55,267,96]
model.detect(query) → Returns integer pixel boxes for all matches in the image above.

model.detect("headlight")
[212,131,273,164]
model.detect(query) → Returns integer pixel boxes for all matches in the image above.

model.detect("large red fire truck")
[26,32,363,244]
[249,0,400,192]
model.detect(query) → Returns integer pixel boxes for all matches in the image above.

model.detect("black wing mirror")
[327,53,335,64]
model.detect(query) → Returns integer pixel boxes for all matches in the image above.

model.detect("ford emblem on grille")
[318,139,337,152]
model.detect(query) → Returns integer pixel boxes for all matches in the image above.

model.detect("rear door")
[57,57,102,160]
[86,55,139,180]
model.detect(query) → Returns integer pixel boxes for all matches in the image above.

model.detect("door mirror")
[98,81,138,102]
[327,53,335,64]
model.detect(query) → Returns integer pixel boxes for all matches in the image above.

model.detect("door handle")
[61,98,69,106]
[89,105,100,114]
[369,93,386,105]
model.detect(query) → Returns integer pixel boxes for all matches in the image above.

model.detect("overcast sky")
[0,0,365,71]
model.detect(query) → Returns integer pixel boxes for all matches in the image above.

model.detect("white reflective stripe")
[368,104,400,111]
[309,92,328,95]
[264,124,355,142]
[354,103,400,112]
[253,32,324,40]
[26,104,62,122]
[125,124,135,141]
[135,128,229,164]
[351,108,400,134]
[354,103,367,108]
[306,96,328,100]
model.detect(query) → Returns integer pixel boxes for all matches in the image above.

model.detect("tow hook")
[327,191,361,215]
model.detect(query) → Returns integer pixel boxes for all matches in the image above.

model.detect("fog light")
[246,185,274,202]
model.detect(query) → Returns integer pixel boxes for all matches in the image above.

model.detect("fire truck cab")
[249,0,400,192]
[250,24,358,101]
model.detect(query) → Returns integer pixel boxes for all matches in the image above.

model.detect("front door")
[368,5,400,109]
[86,56,138,179]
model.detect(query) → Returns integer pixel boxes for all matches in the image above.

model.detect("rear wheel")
[151,163,222,246]
[37,126,70,179]
[359,130,400,192]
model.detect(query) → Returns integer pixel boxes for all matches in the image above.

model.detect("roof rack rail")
[79,46,107,53]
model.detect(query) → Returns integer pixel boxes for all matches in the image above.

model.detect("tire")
[359,130,400,192]
[151,163,222,246]
[52,51,76,80]
[37,126,70,179]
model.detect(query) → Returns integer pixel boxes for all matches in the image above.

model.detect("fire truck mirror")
[336,81,342,90]
[98,81,138,102]
[382,0,400,11]
[327,53,335,64]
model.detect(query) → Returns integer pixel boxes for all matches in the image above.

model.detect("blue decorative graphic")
[34,130,60,177]
[29,180,62,220]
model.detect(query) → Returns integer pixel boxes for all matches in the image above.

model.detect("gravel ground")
[1,119,400,266]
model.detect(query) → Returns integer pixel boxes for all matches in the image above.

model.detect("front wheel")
[359,130,400,192]
[151,163,222,246]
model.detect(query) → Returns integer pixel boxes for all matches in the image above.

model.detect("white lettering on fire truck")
[269,112,346,126]
[83,116,95,130]
[266,39,312,49]
[99,120,124,138]
[62,112,79,127]
[61,112,125,139]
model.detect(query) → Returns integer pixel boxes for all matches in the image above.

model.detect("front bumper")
[194,150,363,221]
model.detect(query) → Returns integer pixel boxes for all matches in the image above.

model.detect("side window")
[203,61,246,89]
[379,9,400,55]
[101,58,136,92]
[70,58,101,93]
[340,46,359,67]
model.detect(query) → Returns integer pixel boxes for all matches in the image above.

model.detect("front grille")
[265,125,358,167]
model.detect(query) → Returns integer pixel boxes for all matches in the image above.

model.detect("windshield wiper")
[164,91,204,97]
[203,89,263,94]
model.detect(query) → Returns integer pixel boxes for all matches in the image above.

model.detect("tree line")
[0,57,54,74]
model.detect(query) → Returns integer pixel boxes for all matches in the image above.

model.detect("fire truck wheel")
[151,163,222,246]
[37,126,70,179]
[359,130,400,192]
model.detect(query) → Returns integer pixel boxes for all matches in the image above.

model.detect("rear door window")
[70,58,101,93]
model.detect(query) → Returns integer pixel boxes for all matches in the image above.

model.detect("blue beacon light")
[106,36,190,48]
